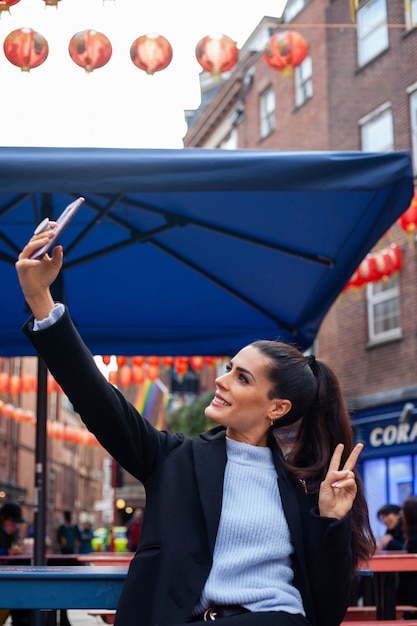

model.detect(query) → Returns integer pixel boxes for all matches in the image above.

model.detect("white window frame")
[295,55,313,108]
[284,0,308,22]
[219,129,237,150]
[367,273,401,343]
[357,0,389,67]
[408,87,417,174]
[405,0,417,29]
[360,104,394,152]
[260,86,275,139]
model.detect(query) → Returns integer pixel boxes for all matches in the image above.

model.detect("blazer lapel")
[271,440,313,611]
[193,428,227,553]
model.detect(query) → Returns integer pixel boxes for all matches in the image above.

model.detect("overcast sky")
[0,0,286,148]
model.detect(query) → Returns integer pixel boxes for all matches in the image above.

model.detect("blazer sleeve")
[304,508,353,626]
[22,307,183,482]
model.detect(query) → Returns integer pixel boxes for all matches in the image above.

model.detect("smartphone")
[30,196,85,260]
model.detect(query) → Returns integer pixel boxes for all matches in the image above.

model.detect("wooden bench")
[345,605,417,621]
[342,622,417,626]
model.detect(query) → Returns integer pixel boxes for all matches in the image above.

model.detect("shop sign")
[369,421,417,447]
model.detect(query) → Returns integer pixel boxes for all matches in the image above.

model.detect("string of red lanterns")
[397,189,417,244]
[103,354,220,388]
[343,243,403,292]
[0,399,99,446]
[0,354,220,397]
[1,26,309,76]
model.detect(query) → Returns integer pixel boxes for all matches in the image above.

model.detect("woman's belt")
[191,605,250,621]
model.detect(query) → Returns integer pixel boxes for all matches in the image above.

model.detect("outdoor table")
[361,552,417,619]
[0,553,82,566]
[0,565,127,609]
[77,553,134,566]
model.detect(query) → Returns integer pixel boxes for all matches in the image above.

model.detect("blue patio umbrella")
[0,146,413,566]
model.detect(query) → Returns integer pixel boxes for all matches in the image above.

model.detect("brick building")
[184,0,417,537]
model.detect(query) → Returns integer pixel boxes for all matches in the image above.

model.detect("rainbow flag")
[135,378,170,430]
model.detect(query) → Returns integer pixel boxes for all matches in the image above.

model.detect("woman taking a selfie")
[16,228,375,626]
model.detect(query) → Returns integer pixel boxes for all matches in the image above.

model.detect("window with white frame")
[260,86,275,139]
[360,105,394,151]
[405,0,417,29]
[357,0,389,67]
[367,273,401,343]
[410,89,417,174]
[219,129,237,150]
[295,55,313,107]
[284,0,309,22]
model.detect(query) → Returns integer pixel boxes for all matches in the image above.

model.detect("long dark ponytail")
[252,340,376,569]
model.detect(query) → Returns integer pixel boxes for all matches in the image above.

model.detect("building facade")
[0,354,109,548]
[184,0,417,538]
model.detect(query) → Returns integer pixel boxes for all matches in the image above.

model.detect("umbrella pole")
[34,357,47,565]
[31,358,48,626]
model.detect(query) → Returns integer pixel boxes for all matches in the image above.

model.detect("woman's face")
[205,345,291,446]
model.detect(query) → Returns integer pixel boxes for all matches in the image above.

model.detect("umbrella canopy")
[0,146,413,571]
[0,146,414,357]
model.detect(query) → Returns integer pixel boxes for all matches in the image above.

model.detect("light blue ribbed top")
[193,437,305,616]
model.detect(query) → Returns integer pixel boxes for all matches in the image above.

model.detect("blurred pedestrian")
[397,496,417,619]
[126,508,143,552]
[57,510,81,555]
[78,521,93,554]
[0,501,30,626]
[377,503,404,550]
[56,511,81,626]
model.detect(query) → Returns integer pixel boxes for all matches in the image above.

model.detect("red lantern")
[132,365,145,385]
[162,356,174,369]
[344,269,366,291]
[12,407,25,422]
[47,375,57,394]
[147,364,159,381]
[130,33,173,75]
[0,372,9,393]
[0,0,20,14]
[358,254,381,284]
[9,375,21,397]
[108,370,118,386]
[119,365,132,388]
[190,356,204,373]
[102,355,111,366]
[174,357,188,379]
[116,355,127,367]
[21,374,34,393]
[4,28,49,72]
[263,30,308,76]
[132,356,146,367]
[69,30,112,73]
[398,190,417,236]
[195,33,238,75]
[386,243,403,272]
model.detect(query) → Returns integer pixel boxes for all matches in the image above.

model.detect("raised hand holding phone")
[29,196,85,260]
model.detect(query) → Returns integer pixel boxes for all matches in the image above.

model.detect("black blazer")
[24,309,352,626]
